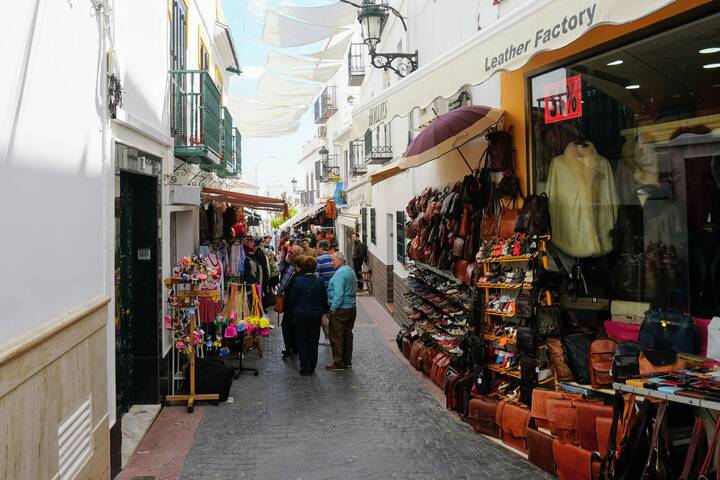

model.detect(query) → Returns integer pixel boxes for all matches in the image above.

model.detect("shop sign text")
[544,74,582,124]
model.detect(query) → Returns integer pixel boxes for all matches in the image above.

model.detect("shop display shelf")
[477,282,533,290]
[412,261,462,284]
[409,276,471,308]
[484,334,517,345]
[488,364,554,385]
[485,310,516,317]
[477,253,538,264]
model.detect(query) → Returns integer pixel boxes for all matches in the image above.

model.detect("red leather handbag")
[604,320,640,342]
[454,259,469,282]
[496,401,531,452]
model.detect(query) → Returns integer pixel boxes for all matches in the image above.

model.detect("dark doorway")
[116,171,160,412]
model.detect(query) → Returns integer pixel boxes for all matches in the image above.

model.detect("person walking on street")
[351,232,367,290]
[286,257,328,375]
[326,252,357,371]
[278,245,302,359]
[315,240,335,345]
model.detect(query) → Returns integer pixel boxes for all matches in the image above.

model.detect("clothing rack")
[225,281,260,379]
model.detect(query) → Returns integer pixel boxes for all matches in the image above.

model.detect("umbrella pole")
[457,148,474,174]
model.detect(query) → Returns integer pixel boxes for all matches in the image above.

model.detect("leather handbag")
[468,395,500,437]
[554,439,600,480]
[547,398,580,445]
[679,416,707,480]
[641,402,670,480]
[527,427,556,475]
[604,320,641,342]
[454,259,469,283]
[425,349,442,376]
[640,308,698,354]
[614,398,652,480]
[459,205,472,238]
[547,337,575,382]
[563,333,592,384]
[530,389,582,430]
[638,348,686,375]
[684,414,720,480]
[498,207,519,239]
[516,328,536,355]
[611,300,650,325]
[496,401,531,452]
[537,305,563,337]
[514,192,550,236]
[589,339,617,388]
[514,280,534,319]
[401,337,412,359]
[576,401,613,452]
[452,237,465,257]
[274,294,285,313]
[612,341,644,381]
[409,340,425,370]
[596,416,613,457]
[486,129,513,172]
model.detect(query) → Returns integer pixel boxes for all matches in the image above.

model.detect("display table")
[613,382,720,411]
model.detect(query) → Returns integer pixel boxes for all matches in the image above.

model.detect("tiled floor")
[121,404,162,468]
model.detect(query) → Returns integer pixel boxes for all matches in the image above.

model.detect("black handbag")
[562,333,592,384]
[515,193,551,236]
[517,327,537,355]
[639,308,697,354]
[515,280,534,319]
[486,130,513,172]
[615,399,653,480]
[536,305,563,337]
[613,341,644,381]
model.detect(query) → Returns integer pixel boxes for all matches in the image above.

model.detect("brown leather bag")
[424,350,441,376]
[553,440,600,480]
[589,339,617,388]
[527,427,556,475]
[459,206,472,238]
[452,237,465,257]
[576,401,613,452]
[409,340,424,370]
[274,294,285,313]
[547,399,580,445]
[530,389,582,430]
[596,416,613,458]
[547,337,574,382]
[432,355,452,387]
[498,208,519,239]
[401,337,412,359]
[496,401,531,452]
[454,259,469,283]
[638,349,686,375]
[468,396,499,437]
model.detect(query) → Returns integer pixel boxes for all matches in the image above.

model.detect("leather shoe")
[325,364,345,371]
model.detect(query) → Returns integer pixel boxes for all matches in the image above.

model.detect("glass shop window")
[530,13,720,317]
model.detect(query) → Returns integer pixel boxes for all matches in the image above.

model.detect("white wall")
[0,1,107,343]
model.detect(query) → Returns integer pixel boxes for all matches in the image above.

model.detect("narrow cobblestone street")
[168,297,546,480]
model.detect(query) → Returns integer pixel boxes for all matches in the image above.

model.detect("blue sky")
[222,0,337,195]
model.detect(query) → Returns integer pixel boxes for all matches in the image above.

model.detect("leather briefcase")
[424,349,441,376]
[527,427,556,475]
[589,339,617,388]
[401,337,412,359]
[553,439,600,480]
[468,395,499,437]
[409,340,424,370]
[547,399,580,445]
[433,355,452,387]
[530,389,581,430]
[497,401,531,452]
[595,415,613,457]
[576,401,613,452]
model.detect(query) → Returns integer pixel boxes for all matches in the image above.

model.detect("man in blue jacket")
[326,252,357,371]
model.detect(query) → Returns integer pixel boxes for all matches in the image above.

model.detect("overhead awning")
[278,203,326,231]
[351,0,677,139]
[262,9,349,48]
[201,188,288,213]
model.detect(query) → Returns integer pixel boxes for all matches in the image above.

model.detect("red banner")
[544,74,582,124]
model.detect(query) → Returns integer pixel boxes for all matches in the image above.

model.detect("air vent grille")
[58,397,93,480]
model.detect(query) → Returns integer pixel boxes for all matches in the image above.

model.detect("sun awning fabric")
[304,32,353,61]
[229,93,317,108]
[278,203,326,231]
[262,9,349,48]
[270,3,358,29]
[228,98,308,113]
[265,51,320,71]
[351,0,677,139]
[234,119,302,138]
[278,63,343,83]
[201,188,287,213]
[257,73,322,97]
[214,22,240,70]
[230,106,306,124]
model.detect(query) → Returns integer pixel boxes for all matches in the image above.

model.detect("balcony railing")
[317,154,340,182]
[170,70,222,164]
[348,43,367,87]
[202,107,240,178]
[365,145,393,164]
[233,127,242,177]
[314,86,338,124]
[349,139,367,176]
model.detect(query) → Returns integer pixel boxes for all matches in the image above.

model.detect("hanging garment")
[199,204,209,244]
[206,203,215,239]
[212,203,225,239]
[545,142,618,257]
[223,206,236,238]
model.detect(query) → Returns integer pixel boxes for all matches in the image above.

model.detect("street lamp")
[291,177,298,192]
[339,0,418,78]
[319,146,329,164]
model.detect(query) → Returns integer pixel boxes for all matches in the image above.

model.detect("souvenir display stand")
[225,281,261,379]
[164,278,220,412]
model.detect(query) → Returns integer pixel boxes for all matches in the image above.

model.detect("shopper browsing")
[277,245,302,359]
[315,240,336,345]
[286,256,329,376]
[351,232,368,289]
[326,252,358,371]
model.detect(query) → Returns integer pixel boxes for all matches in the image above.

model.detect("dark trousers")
[329,307,357,368]
[353,260,364,289]
[293,315,322,371]
[281,313,295,353]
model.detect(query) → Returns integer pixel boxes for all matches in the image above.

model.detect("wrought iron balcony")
[202,107,239,178]
[349,139,367,176]
[170,70,222,164]
[233,127,242,177]
[314,86,338,124]
[316,155,340,182]
[348,43,367,87]
[364,129,392,165]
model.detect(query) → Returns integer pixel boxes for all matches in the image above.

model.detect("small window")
[199,42,209,70]
[396,211,405,263]
[370,208,376,245]
[361,207,368,245]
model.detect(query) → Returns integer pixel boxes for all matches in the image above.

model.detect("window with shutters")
[170,0,187,137]
[396,211,405,263]
[370,208,376,245]
[361,207,368,245]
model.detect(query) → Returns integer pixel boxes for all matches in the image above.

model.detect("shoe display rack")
[403,262,474,357]
[477,237,555,403]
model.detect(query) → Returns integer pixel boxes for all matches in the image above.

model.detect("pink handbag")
[694,317,711,357]
[604,320,640,342]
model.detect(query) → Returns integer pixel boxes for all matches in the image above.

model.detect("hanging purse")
[536,305,563,337]
[641,402,670,480]
[486,129,514,173]
[514,272,534,319]
[480,187,500,240]
[547,337,574,382]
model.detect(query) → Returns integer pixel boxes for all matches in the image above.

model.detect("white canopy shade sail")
[305,32,353,61]
[351,0,677,139]
[257,73,322,97]
[228,98,308,113]
[278,63,342,83]
[262,9,349,48]
[271,2,358,29]
[235,119,301,138]
[229,93,317,108]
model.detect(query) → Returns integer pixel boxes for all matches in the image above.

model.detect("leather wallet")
[527,427,555,475]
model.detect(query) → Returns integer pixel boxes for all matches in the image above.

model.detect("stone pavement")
[178,296,548,480]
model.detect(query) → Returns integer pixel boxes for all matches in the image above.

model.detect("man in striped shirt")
[315,240,335,345]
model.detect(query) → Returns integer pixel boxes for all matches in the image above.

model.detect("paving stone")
[181,298,549,480]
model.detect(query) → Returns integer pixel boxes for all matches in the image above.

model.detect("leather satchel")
[425,349,442,376]
[516,328,536,355]
[554,439,600,480]
[528,427,556,475]
[613,341,644,381]
[530,389,582,430]
[576,401,613,452]
[596,416,613,457]
[274,294,285,313]
[486,130,514,172]
[563,333,592,384]
[496,401,531,452]
[401,337,412,359]
[547,399,580,445]
[638,348,686,375]
[537,305,563,337]
[454,259,469,283]
[589,339,617,388]
[409,340,424,370]
[498,207,519,239]
[547,337,575,382]
[468,395,500,437]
